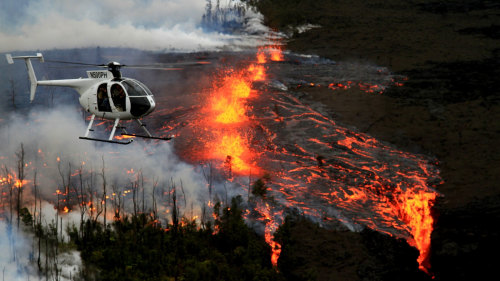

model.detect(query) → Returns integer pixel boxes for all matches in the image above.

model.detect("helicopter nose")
[148,97,156,113]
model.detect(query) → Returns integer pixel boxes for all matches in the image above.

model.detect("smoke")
[0,220,36,280]
[0,103,244,276]
[0,106,226,219]
[0,0,274,53]
[0,106,224,279]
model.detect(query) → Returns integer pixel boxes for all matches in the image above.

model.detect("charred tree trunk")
[101,157,107,227]
[16,143,25,229]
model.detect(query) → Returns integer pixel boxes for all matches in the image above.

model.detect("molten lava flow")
[248,64,266,81]
[159,46,440,272]
[259,202,282,267]
[256,49,267,64]
[197,54,270,176]
[269,46,284,62]
[397,187,437,274]
[210,70,251,124]
[209,133,257,175]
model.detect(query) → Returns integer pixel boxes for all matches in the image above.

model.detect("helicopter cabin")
[96,78,154,118]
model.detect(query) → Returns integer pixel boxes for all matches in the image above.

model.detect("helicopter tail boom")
[6,53,44,102]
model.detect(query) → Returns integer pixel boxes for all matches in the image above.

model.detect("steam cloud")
[0,106,225,219]
[0,106,246,279]
[0,0,270,52]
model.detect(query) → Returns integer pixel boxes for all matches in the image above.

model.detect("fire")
[398,188,437,274]
[257,202,282,267]
[269,46,284,62]
[210,70,252,124]
[115,135,135,140]
[257,49,267,64]
[248,64,266,81]
[209,133,257,175]
[0,173,28,188]
[196,50,269,176]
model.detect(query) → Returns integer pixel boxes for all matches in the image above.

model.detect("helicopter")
[5,53,203,144]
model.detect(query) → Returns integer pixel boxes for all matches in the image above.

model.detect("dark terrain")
[251,0,500,280]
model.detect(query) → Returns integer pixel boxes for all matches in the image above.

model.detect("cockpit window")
[110,83,126,111]
[122,79,149,96]
[132,80,153,96]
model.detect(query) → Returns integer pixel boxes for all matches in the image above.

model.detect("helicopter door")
[110,84,126,112]
[97,83,111,112]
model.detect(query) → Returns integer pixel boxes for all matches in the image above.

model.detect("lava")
[1,45,440,274]
[167,44,440,273]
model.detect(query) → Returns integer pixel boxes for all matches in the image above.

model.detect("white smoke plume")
[0,104,242,278]
[0,220,38,281]
[0,106,227,222]
[0,0,273,52]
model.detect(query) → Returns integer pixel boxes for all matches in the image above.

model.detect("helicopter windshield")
[122,79,151,96]
[121,79,154,117]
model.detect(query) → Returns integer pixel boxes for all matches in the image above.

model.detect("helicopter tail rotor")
[6,53,44,102]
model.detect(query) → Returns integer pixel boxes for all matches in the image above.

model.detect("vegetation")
[251,174,271,198]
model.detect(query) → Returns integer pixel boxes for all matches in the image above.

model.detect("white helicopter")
[6,53,202,144]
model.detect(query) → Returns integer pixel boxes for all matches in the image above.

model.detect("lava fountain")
[164,46,441,273]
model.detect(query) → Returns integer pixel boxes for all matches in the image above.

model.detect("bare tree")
[111,183,123,221]
[15,143,25,228]
[57,161,72,212]
[202,161,215,198]
[100,157,107,227]
[151,178,159,222]
[72,165,88,238]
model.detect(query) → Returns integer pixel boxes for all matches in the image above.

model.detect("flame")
[256,202,282,267]
[398,188,437,274]
[0,172,28,188]
[248,64,266,81]
[210,71,252,124]
[269,46,284,62]
[115,135,135,140]
[257,49,267,64]
[196,52,267,176]
[208,133,258,175]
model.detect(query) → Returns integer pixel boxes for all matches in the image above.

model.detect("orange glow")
[258,202,282,267]
[269,46,284,62]
[116,135,135,140]
[248,64,266,81]
[210,71,251,124]
[198,50,267,176]
[398,189,437,274]
[257,49,267,64]
[208,133,258,174]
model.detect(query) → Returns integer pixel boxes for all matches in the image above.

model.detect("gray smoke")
[0,0,276,53]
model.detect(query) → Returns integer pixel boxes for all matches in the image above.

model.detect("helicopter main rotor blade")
[125,61,211,68]
[123,66,183,71]
[44,59,105,67]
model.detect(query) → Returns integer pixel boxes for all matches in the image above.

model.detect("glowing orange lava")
[269,46,284,62]
[398,188,437,274]
[201,50,270,176]
[210,70,251,124]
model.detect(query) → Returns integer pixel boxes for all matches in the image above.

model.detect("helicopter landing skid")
[79,136,133,145]
[120,119,173,141]
[80,115,134,145]
[121,133,173,141]
[80,115,170,144]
